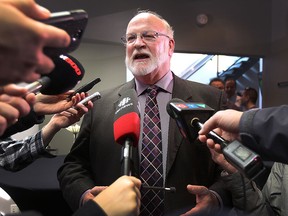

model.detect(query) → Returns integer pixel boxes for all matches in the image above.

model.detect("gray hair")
[134,9,174,38]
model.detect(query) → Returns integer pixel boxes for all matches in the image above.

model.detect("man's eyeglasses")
[121,31,171,45]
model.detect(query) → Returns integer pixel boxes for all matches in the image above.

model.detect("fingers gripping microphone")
[114,89,140,175]
[25,54,85,95]
[167,98,265,180]
[24,76,51,94]
[191,118,265,180]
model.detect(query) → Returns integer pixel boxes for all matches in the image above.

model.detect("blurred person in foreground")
[0,0,70,85]
[198,107,288,167]
[198,107,288,215]
[0,1,142,215]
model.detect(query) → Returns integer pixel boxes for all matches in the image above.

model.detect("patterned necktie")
[140,85,164,216]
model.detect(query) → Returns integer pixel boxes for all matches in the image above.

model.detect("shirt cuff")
[79,189,92,208]
[209,190,223,211]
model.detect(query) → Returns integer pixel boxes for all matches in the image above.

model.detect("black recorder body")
[167,100,265,180]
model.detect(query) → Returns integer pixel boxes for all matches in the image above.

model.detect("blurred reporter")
[198,106,288,163]
[0,92,92,171]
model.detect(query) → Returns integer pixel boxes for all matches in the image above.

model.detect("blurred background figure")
[224,77,237,103]
[224,77,241,110]
[235,91,244,111]
[241,87,258,110]
[209,77,225,90]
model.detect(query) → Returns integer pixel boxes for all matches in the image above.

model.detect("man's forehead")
[128,13,163,29]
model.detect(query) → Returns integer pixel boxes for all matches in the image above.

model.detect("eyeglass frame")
[121,30,171,45]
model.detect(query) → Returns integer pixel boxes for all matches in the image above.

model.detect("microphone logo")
[118,97,131,107]
[174,103,188,109]
[174,103,208,110]
[60,54,82,75]
[115,97,134,115]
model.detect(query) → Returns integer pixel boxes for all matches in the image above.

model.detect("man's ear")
[168,39,175,57]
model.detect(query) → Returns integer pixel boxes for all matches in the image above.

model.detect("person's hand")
[0,0,70,84]
[0,101,21,135]
[81,186,107,205]
[40,95,93,146]
[47,101,92,131]
[0,84,36,135]
[181,185,220,216]
[33,91,86,115]
[93,176,141,216]
[209,148,238,174]
[198,109,243,139]
[198,109,243,152]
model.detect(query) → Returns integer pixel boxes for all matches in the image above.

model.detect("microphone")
[167,98,265,180]
[24,54,85,95]
[166,98,214,143]
[142,185,176,193]
[113,89,140,175]
[24,76,51,94]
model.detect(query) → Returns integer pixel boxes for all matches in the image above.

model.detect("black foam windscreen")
[40,54,85,95]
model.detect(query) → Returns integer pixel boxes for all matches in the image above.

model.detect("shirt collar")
[135,71,173,96]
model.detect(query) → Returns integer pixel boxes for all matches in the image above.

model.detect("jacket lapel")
[166,75,194,177]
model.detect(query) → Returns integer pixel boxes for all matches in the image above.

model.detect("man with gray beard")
[58,10,229,216]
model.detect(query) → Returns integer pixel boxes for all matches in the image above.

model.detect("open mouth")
[134,53,150,60]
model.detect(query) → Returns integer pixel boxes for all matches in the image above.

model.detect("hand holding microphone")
[167,98,265,180]
[19,54,86,116]
[112,90,177,192]
[0,54,85,136]
[24,54,85,95]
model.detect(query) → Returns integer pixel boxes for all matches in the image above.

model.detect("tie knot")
[147,85,159,97]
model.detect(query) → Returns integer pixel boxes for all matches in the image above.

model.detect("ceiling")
[36,0,274,57]
[36,0,210,46]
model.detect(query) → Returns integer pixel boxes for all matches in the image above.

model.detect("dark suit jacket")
[58,74,228,214]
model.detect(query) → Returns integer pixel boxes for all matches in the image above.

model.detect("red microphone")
[113,89,140,175]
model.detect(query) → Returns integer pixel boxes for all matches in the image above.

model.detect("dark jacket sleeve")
[72,200,107,216]
[239,105,288,163]
[221,172,275,216]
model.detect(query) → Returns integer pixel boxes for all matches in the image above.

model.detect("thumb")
[187,185,209,196]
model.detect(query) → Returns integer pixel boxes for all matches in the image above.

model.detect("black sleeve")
[0,109,45,139]
[72,200,107,216]
[239,105,288,163]
[209,179,233,208]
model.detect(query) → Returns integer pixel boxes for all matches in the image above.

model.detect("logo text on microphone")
[115,97,133,115]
